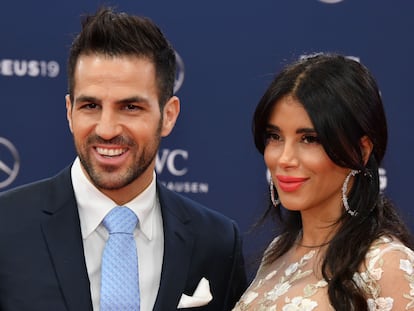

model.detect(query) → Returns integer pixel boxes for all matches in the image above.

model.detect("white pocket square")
[177,277,213,308]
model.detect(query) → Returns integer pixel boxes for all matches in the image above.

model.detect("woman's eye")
[302,135,320,144]
[265,132,281,144]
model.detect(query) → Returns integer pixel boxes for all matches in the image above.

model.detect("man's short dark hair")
[67,7,176,108]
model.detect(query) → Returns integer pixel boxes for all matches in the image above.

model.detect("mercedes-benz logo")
[174,51,185,94]
[0,137,20,189]
[318,0,344,3]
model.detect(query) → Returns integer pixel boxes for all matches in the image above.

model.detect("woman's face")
[264,95,350,220]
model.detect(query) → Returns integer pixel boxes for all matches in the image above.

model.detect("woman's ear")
[360,135,373,165]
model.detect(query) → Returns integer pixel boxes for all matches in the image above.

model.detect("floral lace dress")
[233,236,414,311]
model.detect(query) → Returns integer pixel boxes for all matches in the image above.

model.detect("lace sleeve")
[355,238,414,310]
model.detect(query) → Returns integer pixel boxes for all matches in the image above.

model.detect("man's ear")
[65,94,73,133]
[360,135,373,165]
[161,96,180,137]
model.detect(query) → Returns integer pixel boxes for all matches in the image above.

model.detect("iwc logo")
[174,51,185,94]
[0,137,20,189]
[156,148,209,194]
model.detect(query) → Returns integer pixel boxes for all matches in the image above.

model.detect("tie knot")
[103,206,138,234]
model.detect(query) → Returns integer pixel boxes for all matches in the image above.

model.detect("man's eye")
[83,103,98,109]
[124,104,141,110]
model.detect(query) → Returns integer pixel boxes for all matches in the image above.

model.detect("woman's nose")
[278,143,299,168]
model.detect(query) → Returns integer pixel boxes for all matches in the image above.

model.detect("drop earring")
[269,179,280,207]
[342,170,360,216]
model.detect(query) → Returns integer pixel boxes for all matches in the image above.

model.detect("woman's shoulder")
[261,235,282,260]
[267,235,282,249]
[366,235,414,260]
[359,235,414,282]
[355,235,414,310]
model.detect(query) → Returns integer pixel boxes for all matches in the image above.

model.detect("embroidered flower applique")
[282,296,318,311]
[367,297,393,311]
[400,259,414,275]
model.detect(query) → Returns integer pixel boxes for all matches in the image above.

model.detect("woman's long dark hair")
[253,53,414,310]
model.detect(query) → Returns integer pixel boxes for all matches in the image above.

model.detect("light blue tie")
[100,206,140,311]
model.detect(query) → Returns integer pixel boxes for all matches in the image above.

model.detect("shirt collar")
[71,157,158,241]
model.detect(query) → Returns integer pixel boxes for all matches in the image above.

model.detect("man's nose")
[95,109,122,140]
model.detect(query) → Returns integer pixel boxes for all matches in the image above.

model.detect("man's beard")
[76,122,162,190]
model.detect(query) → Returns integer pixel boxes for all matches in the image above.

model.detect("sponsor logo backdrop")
[1,1,413,276]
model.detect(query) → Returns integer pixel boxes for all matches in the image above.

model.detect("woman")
[233,53,414,310]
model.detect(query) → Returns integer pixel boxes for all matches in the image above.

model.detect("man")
[0,7,247,311]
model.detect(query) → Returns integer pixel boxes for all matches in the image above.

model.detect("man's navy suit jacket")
[0,166,247,310]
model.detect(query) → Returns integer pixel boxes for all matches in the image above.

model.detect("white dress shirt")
[71,157,164,311]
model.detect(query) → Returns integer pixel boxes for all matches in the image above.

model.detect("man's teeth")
[96,147,126,156]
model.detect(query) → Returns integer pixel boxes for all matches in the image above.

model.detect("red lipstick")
[276,175,308,192]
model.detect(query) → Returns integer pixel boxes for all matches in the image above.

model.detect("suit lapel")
[40,172,195,310]
[153,183,195,311]
[41,167,93,310]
